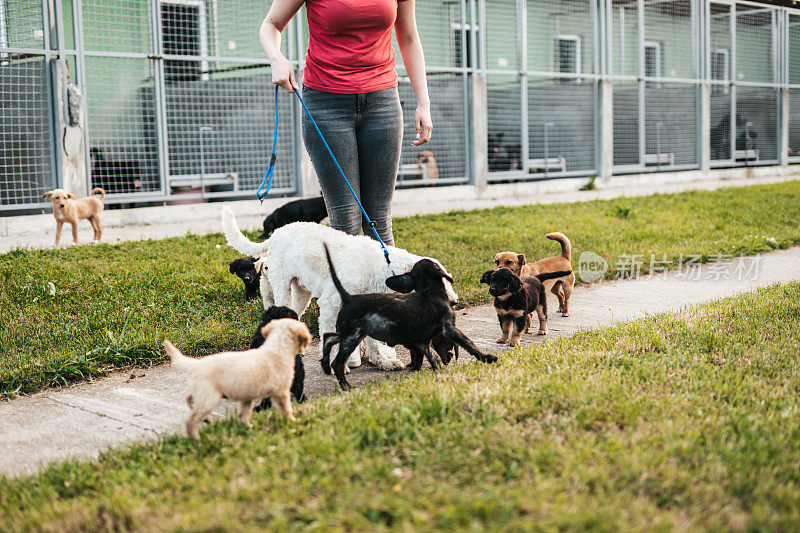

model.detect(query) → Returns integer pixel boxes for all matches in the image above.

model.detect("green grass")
[2,282,800,530]
[2,180,800,398]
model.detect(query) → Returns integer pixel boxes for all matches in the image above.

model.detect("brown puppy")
[417,149,439,180]
[164,318,311,440]
[493,232,575,316]
[42,187,105,245]
[481,268,572,347]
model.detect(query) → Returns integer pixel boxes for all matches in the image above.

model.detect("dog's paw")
[376,357,404,371]
[346,351,362,369]
[367,343,402,370]
[537,330,547,336]
[496,337,507,344]
[508,340,520,347]
[562,312,570,317]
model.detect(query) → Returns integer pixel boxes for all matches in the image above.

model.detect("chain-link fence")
[789,13,800,163]
[2,0,799,212]
[486,0,599,182]
[0,0,53,208]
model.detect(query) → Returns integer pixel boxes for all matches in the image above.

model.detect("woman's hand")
[271,54,299,93]
[412,104,433,146]
[396,1,432,146]
[258,0,304,92]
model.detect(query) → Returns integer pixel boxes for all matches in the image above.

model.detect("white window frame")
[711,47,730,94]
[644,40,662,79]
[556,34,582,78]
[160,0,209,81]
[0,0,8,64]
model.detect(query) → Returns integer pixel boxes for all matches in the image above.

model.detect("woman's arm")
[395,0,432,146]
[259,0,305,92]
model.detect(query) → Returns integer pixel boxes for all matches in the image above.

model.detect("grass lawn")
[2,281,799,530]
[2,180,800,398]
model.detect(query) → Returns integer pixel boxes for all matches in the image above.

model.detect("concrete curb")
[3,169,799,242]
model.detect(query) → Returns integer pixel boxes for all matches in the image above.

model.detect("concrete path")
[2,248,800,478]
[1,173,796,253]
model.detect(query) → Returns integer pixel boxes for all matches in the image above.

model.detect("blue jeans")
[301,85,402,246]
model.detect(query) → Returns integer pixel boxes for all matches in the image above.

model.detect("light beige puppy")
[164,318,311,440]
[42,187,105,245]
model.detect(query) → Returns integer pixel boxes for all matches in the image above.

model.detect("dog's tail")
[163,340,197,371]
[323,243,350,304]
[91,187,105,201]
[535,270,573,282]
[546,232,571,261]
[221,205,270,257]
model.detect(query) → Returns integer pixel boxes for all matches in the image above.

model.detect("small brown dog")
[42,187,105,245]
[417,150,439,180]
[480,268,571,346]
[493,232,575,316]
[164,318,312,440]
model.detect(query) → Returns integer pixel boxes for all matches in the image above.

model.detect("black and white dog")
[320,244,496,390]
[251,306,306,411]
[229,256,261,300]
[261,196,328,237]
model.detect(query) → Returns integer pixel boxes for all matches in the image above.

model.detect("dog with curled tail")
[42,187,105,245]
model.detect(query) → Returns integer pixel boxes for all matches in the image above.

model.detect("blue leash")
[256,85,280,203]
[257,85,392,267]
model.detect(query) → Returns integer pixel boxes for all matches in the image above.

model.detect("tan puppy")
[493,232,575,317]
[42,187,105,245]
[164,318,312,440]
[417,150,439,180]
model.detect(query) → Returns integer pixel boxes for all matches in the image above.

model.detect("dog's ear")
[508,274,522,293]
[260,322,274,339]
[480,269,495,284]
[386,273,416,293]
[42,191,53,199]
[229,259,238,274]
[292,321,312,353]
[517,254,526,266]
[66,192,76,200]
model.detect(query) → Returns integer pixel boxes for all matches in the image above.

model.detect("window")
[711,48,730,94]
[556,35,582,77]
[451,22,474,68]
[644,41,662,78]
[161,0,208,82]
[0,0,8,65]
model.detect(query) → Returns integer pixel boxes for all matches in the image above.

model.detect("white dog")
[164,318,311,440]
[220,205,457,370]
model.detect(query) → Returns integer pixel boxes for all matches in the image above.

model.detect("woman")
[259,0,432,246]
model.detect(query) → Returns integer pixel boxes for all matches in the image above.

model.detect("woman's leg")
[301,86,362,235]
[356,87,403,246]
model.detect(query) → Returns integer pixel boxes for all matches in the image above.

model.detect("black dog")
[480,268,572,347]
[488,132,522,171]
[321,244,496,391]
[251,306,306,411]
[262,196,328,237]
[229,256,260,300]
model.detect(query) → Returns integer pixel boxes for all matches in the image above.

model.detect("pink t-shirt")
[302,0,406,94]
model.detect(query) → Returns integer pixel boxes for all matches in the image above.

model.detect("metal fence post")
[599,79,614,180]
[150,0,170,199]
[293,13,318,198]
[471,71,488,192]
[699,0,710,174]
[779,10,789,167]
[517,0,528,173]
